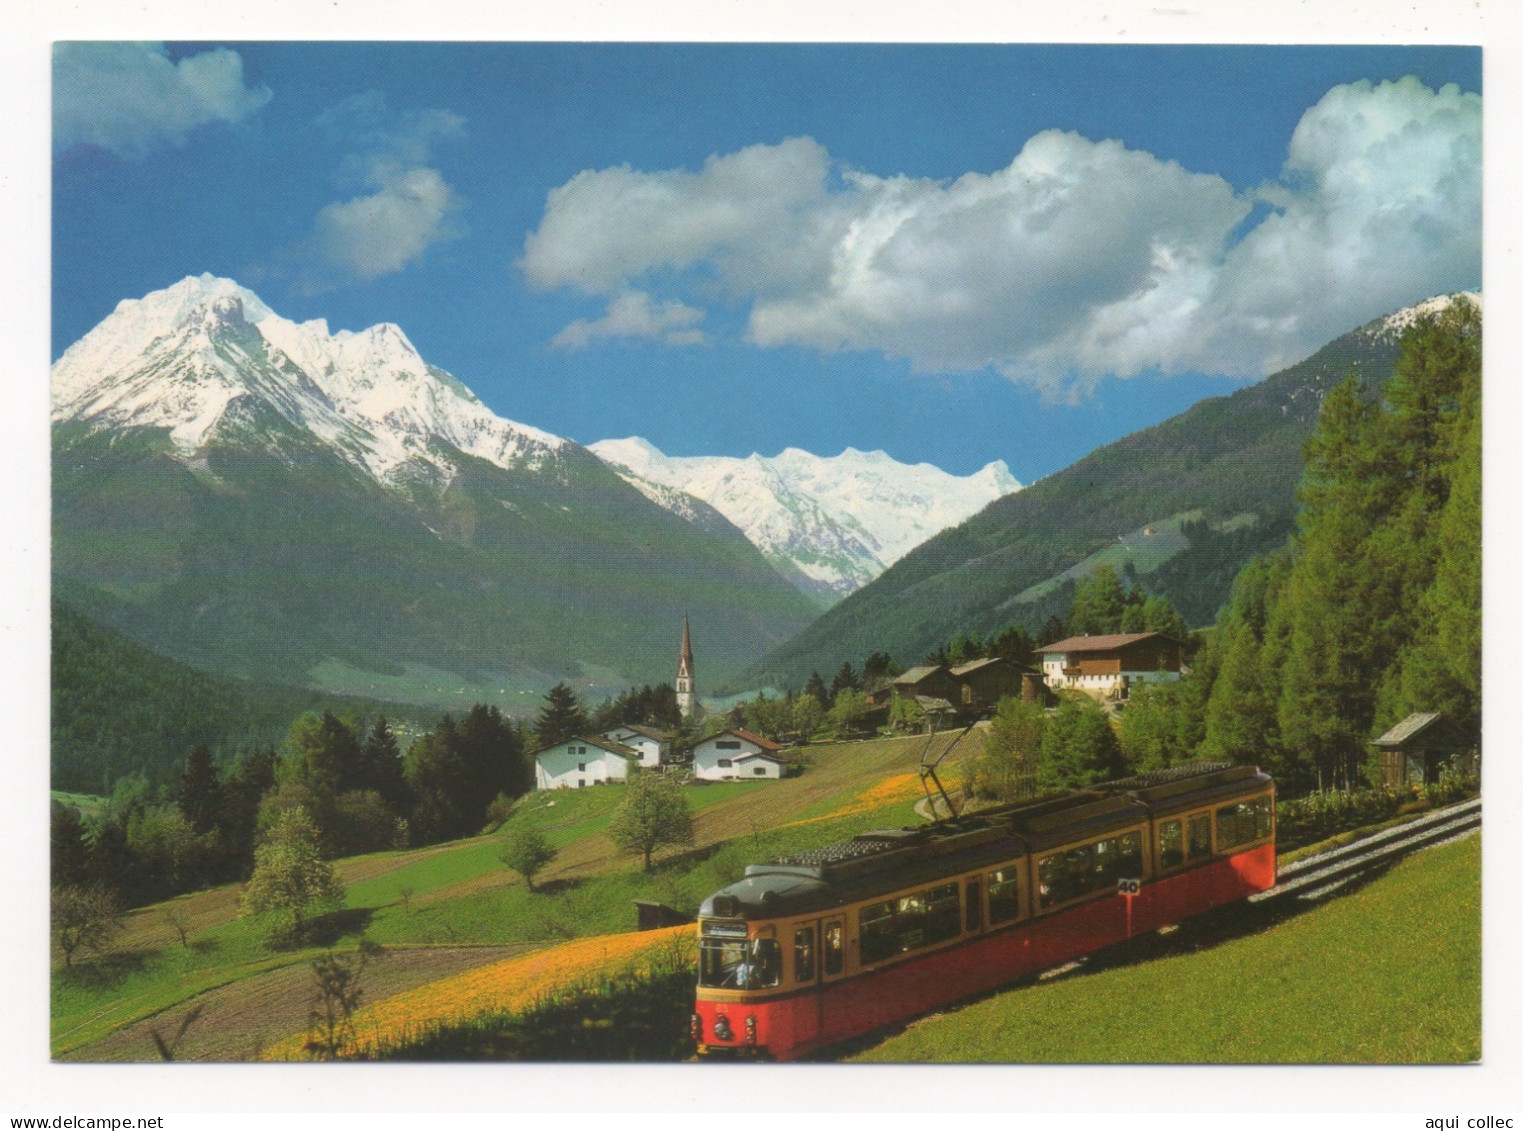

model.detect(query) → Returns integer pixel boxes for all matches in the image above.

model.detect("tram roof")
[698,763,1270,920]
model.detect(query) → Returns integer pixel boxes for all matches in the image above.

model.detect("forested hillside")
[1193,298,1481,792]
[747,311,1411,687]
[51,598,430,793]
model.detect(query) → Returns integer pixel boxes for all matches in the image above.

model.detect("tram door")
[792,920,822,1043]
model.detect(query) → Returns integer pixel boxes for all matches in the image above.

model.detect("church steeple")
[676,615,696,718]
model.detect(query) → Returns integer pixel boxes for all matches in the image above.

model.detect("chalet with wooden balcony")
[1036,632,1184,701]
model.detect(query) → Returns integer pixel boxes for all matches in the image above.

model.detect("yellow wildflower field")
[264,924,695,1060]
[783,771,923,827]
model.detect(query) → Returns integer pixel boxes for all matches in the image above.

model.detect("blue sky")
[52,43,1481,480]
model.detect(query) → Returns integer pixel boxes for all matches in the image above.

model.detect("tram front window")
[699,937,782,989]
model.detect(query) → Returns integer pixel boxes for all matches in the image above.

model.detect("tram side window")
[824,921,843,975]
[1188,813,1211,858]
[926,884,960,945]
[965,879,982,933]
[859,886,959,965]
[1038,844,1090,909]
[1217,797,1273,851]
[1158,820,1184,869]
[1039,832,1143,909]
[987,867,1021,924]
[794,926,815,983]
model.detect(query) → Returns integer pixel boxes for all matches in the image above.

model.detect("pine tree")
[1275,375,1400,789]
[403,718,471,844]
[1037,614,1068,647]
[177,743,224,836]
[359,716,410,814]
[803,671,831,709]
[1038,699,1123,791]
[1068,565,1127,635]
[830,661,862,699]
[534,683,588,749]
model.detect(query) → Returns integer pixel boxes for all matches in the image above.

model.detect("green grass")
[52,913,300,1055]
[851,834,1480,1063]
[54,736,948,1059]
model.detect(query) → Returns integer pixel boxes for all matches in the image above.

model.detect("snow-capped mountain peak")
[1369,291,1482,342]
[589,437,1021,601]
[52,275,566,483]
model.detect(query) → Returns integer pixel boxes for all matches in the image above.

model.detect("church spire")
[676,615,696,718]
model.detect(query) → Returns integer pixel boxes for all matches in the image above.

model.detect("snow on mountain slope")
[590,437,1021,600]
[1368,291,1482,341]
[52,274,567,483]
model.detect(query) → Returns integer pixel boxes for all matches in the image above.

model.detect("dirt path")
[62,945,529,1062]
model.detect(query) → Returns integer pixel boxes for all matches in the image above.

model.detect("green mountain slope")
[748,318,1405,686]
[51,597,434,793]
[53,421,818,705]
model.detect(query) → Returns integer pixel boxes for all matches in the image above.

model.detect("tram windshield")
[699,935,782,989]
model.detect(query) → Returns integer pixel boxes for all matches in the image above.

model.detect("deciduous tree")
[240,808,344,946]
[499,827,557,893]
[51,884,124,967]
[608,771,695,872]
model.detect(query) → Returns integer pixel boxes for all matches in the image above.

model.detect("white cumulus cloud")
[53,42,272,158]
[551,291,707,349]
[521,77,1480,396]
[297,93,466,286]
[312,165,461,281]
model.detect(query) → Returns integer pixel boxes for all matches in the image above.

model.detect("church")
[676,615,696,718]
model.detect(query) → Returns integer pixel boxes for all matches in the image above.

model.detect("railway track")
[1252,796,1481,904]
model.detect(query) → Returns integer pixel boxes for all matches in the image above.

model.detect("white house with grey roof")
[535,735,637,790]
[691,728,790,782]
[601,724,673,769]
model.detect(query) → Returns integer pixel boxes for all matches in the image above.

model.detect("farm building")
[535,735,637,790]
[692,728,790,781]
[949,656,1048,707]
[891,664,962,704]
[601,723,674,769]
[1036,632,1183,702]
[1372,712,1476,787]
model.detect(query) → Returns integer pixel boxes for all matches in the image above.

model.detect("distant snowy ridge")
[52,274,567,485]
[1369,291,1482,341]
[590,437,1021,600]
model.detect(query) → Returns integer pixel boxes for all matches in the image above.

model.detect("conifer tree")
[1038,699,1123,791]
[1068,565,1127,636]
[534,683,588,749]
[359,716,410,813]
[177,743,224,836]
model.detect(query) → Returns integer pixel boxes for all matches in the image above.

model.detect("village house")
[1036,632,1184,702]
[691,728,790,781]
[535,734,638,790]
[601,723,674,770]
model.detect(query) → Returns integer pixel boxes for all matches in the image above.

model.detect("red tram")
[693,762,1275,1060]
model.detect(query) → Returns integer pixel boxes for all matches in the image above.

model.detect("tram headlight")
[744,1015,757,1045]
[713,1013,734,1042]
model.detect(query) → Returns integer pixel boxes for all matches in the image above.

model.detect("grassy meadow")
[54,724,1480,1065]
[849,833,1480,1064]
[52,730,955,1061]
